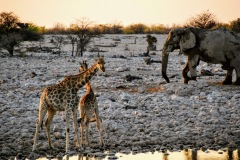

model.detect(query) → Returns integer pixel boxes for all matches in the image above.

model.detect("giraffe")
[78,60,104,147]
[32,56,105,153]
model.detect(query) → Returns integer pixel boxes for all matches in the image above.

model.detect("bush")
[184,10,218,29]
[0,12,42,56]
[229,18,240,33]
[69,18,97,57]
[123,23,147,34]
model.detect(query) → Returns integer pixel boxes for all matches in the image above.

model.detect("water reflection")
[38,149,239,160]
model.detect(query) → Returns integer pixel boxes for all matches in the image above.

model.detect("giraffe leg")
[80,120,84,147]
[86,122,90,147]
[72,109,81,149]
[45,108,56,149]
[65,109,71,153]
[33,102,47,151]
[79,105,86,147]
[94,108,104,146]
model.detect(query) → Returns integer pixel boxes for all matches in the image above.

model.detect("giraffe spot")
[56,100,60,105]
[72,88,77,93]
[48,95,52,100]
[81,80,86,86]
[74,83,78,89]
[49,99,53,104]
[77,83,82,88]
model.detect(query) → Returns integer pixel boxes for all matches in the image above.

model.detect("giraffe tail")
[41,118,48,130]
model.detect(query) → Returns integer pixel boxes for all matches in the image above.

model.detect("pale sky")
[1,0,240,28]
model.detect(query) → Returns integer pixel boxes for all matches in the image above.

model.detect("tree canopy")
[0,12,41,56]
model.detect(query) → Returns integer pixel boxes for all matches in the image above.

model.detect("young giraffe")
[32,56,105,153]
[78,60,104,147]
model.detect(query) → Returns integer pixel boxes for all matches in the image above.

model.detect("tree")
[52,35,65,56]
[0,12,19,33]
[70,18,97,57]
[109,21,123,34]
[0,12,41,56]
[185,10,218,29]
[67,34,77,57]
[229,18,240,33]
[47,22,67,34]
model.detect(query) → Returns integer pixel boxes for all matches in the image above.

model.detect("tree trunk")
[71,44,74,57]
[8,48,14,56]
[80,48,83,57]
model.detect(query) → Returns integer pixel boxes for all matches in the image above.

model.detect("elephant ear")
[179,30,196,53]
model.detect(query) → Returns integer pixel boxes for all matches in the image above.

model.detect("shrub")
[69,18,98,57]
[229,18,240,33]
[123,23,147,34]
[184,10,218,29]
[0,12,41,56]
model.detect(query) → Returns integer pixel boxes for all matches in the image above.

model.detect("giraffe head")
[79,60,88,72]
[95,56,105,72]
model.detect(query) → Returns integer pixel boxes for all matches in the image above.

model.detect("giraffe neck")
[85,82,94,94]
[68,63,99,91]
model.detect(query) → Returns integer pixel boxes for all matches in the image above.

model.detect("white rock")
[115,67,129,72]
[175,84,194,96]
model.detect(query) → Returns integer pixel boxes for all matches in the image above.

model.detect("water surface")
[38,149,239,160]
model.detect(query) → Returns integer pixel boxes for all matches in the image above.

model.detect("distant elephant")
[161,27,240,85]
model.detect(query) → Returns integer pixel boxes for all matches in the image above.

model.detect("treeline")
[45,22,171,34]
[42,19,240,35]
[44,11,240,34]
[1,11,240,56]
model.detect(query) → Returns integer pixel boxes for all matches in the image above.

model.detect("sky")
[1,0,240,28]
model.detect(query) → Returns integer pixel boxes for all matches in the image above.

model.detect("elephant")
[161,27,240,85]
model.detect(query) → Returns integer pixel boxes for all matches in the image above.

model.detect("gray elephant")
[161,27,240,85]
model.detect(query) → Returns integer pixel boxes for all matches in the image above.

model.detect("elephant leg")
[182,63,191,84]
[222,68,233,85]
[234,77,240,85]
[233,67,240,85]
[188,54,199,82]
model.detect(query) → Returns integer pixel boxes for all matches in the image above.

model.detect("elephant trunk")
[162,48,170,83]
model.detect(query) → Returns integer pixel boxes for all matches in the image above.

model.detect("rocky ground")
[0,34,240,159]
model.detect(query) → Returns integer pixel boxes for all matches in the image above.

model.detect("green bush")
[0,12,42,56]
